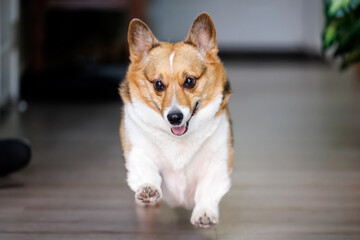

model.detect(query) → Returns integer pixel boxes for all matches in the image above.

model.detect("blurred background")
[1,0,360,239]
[1,0,325,103]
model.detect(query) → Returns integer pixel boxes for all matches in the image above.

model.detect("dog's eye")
[183,77,196,89]
[153,80,166,91]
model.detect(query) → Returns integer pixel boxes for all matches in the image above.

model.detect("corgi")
[119,12,233,228]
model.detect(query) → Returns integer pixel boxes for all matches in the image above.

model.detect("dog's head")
[121,13,231,136]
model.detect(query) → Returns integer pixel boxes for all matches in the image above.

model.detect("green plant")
[323,0,360,69]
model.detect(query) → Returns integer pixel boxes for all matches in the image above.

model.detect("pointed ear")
[128,19,159,60]
[185,13,217,54]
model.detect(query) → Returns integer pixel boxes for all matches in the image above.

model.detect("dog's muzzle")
[168,101,200,136]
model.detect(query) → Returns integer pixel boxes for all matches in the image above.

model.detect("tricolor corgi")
[119,13,233,228]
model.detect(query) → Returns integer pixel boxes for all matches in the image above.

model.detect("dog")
[119,12,233,228]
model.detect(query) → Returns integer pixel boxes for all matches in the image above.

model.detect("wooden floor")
[1,61,360,240]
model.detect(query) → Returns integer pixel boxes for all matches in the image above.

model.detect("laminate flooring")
[1,61,360,240]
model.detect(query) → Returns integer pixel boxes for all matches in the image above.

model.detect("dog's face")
[122,13,231,136]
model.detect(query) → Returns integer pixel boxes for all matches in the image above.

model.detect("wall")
[148,0,323,53]
[302,0,324,53]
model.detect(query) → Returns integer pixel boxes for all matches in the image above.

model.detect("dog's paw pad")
[135,185,161,205]
[191,209,218,228]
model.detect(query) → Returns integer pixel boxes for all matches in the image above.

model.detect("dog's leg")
[190,158,231,228]
[127,148,162,206]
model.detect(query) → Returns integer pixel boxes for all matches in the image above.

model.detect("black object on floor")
[0,139,32,177]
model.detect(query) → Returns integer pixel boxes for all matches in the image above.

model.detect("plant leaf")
[334,17,360,56]
[340,47,360,69]
[329,0,351,16]
[323,18,345,49]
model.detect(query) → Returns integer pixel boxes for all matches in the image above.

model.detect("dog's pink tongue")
[171,125,186,136]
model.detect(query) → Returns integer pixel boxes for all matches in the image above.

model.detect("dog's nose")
[167,112,183,125]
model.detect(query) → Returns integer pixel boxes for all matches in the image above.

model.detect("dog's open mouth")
[171,124,188,136]
[170,101,200,136]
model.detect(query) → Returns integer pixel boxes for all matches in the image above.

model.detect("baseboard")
[218,48,324,63]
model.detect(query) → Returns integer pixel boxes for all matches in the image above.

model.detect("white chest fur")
[123,96,229,208]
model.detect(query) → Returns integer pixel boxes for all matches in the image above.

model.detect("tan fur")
[225,107,234,173]
[119,109,131,167]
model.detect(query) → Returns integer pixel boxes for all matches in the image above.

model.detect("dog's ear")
[128,19,159,61]
[185,13,217,55]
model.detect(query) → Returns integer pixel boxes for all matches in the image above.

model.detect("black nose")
[167,112,183,125]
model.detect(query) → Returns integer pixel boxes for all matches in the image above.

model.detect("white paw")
[191,208,218,228]
[135,184,162,206]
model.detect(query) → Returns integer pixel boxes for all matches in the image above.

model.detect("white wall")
[148,0,323,53]
[302,0,324,52]
[0,0,20,107]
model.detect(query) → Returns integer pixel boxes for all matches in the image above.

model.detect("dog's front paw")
[135,184,162,206]
[191,208,218,228]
